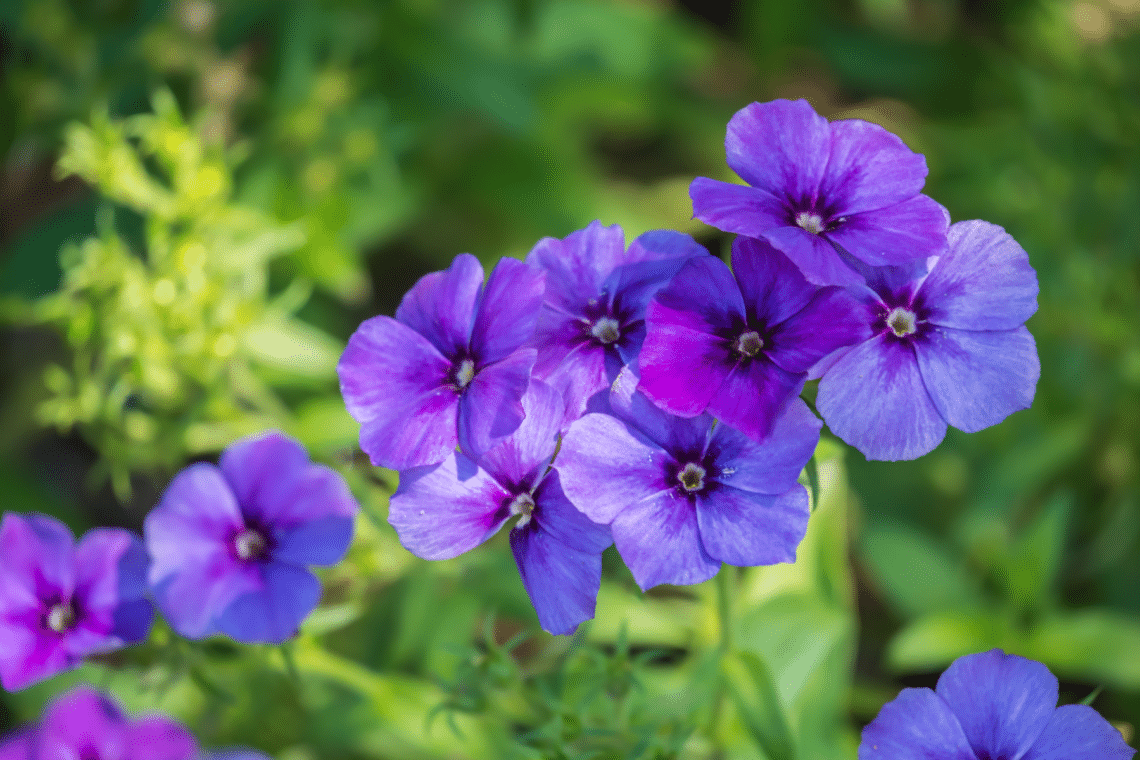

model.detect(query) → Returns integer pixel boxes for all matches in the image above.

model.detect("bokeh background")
[1,0,1138,757]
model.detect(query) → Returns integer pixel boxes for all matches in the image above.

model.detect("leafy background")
[0,0,1137,757]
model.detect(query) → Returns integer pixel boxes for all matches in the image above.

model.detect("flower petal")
[724,99,830,202]
[690,178,789,239]
[124,717,198,760]
[0,728,35,760]
[704,357,804,443]
[532,471,612,555]
[151,554,262,640]
[272,515,355,567]
[0,623,66,691]
[478,380,566,487]
[470,256,546,365]
[358,388,460,470]
[768,286,871,374]
[458,348,535,460]
[510,527,602,636]
[730,236,817,326]
[915,326,1039,434]
[0,513,76,601]
[1024,704,1137,760]
[820,117,928,216]
[40,687,128,760]
[711,398,821,494]
[394,253,483,359]
[825,194,949,267]
[74,528,152,642]
[611,490,720,590]
[761,225,865,287]
[214,561,321,644]
[858,687,977,760]
[217,431,309,518]
[817,335,948,461]
[697,484,809,566]
[145,464,243,584]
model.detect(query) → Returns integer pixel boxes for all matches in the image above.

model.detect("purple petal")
[761,225,865,287]
[40,687,127,759]
[531,471,612,555]
[704,358,804,443]
[624,229,709,266]
[817,335,948,461]
[1025,704,1137,760]
[820,117,928,216]
[394,253,483,359]
[768,287,871,374]
[0,513,76,601]
[724,99,830,202]
[825,194,949,267]
[470,257,546,365]
[510,527,602,636]
[612,374,713,454]
[711,398,821,494]
[248,463,358,539]
[477,380,565,487]
[458,348,535,460]
[203,751,273,760]
[697,485,809,566]
[0,515,56,616]
[124,716,198,760]
[0,624,66,691]
[919,219,1039,331]
[74,528,152,643]
[217,431,309,518]
[525,221,626,316]
[690,179,789,239]
[214,561,321,644]
[611,490,720,590]
[935,649,1057,760]
[388,455,511,560]
[358,388,460,470]
[535,337,607,424]
[610,232,710,317]
[730,236,816,326]
[146,464,243,584]
[273,515,355,567]
[858,687,978,760]
[915,326,1038,434]
[0,728,34,760]
[151,554,262,639]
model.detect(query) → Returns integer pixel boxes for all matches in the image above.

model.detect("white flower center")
[46,603,76,633]
[795,211,825,235]
[509,492,536,530]
[678,462,706,492]
[886,307,918,337]
[454,359,476,390]
[734,330,764,357]
[233,528,269,560]
[590,316,621,345]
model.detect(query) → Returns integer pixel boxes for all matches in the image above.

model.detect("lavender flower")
[691,99,949,287]
[639,235,863,442]
[555,370,817,590]
[388,381,611,635]
[526,221,708,419]
[339,254,545,468]
[0,729,33,760]
[861,649,1135,760]
[0,513,152,691]
[815,220,1040,461]
[145,431,358,643]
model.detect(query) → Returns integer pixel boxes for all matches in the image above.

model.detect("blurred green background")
[1,0,1138,757]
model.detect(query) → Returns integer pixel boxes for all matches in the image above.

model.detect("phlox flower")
[861,649,1135,760]
[387,381,612,635]
[555,370,817,590]
[0,513,152,691]
[691,98,948,286]
[339,253,545,468]
[639,235,863,442]
[145,431,358,643]
[815,219,1040,460]
[526,220,708,419]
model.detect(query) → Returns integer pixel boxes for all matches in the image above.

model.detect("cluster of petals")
[860,649,1135,760]
[0,513,152,691]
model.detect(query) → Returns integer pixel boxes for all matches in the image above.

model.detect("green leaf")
[887,611,1009,672]
[862,525,982,619]
[723,651,797,760]
[1003,491,1072,611]
[1024,610,1140,689]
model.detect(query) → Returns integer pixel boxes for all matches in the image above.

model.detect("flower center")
[795,211,825,235]
[233,527,269,561]
[453,358,476,390]
[590,316,621,345]
[677,462,706,492]
[509,492,536,530]
[45,602,76,633]
[886,307,918,337]
[734,330,764,357]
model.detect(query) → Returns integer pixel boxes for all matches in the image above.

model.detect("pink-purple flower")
[339,254,545,468]
[145,431,358,643]
[691,99,949,287]
[0,513,152,691]
[861,649,1135,760]
[815,220,1040,461]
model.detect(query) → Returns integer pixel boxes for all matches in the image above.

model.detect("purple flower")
[861,649,1135,760]
[0,728,33,760]
[145,431,358,643]
[555,370,817,590]
[388,381,611,635]
[639,235,863,442]
[0,513,152,691]
[691,99,949,286]
[815,220,1040,461]
[339,254,545,468]
[525,221,708,419]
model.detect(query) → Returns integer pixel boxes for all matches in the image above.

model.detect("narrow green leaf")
[724,651,797,760]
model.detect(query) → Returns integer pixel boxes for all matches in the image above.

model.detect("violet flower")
[861,649,1135,760]
[388,381,611,635]
[639,235,863,442]
[815,219,1040,461]
[339,254,545,468]
[691,99,949,287]
[145,431,358,643]
[526,221,708,419]
[555,370,817,590]
[0,513,152,691]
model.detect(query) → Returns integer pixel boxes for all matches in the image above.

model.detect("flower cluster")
[339,98,1040,635]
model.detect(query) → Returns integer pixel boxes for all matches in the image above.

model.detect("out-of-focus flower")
[860,649,1136,760]
[691,98,948,286]
[0,513,152,691]
[816,220,1040,460]
[339,254,545,468]
[145,431,358,643]
[388,382,611,635]
[526,221,708,419]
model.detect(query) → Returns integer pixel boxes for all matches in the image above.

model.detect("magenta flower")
[145,431,358,643]
[339,254,546,468]
[555,371,817,590]
[388,381,611,635]
[815,220,1040,461]
[639,235,863,442]
[861,649,1135,760]
[526,221,708,419]
[0,513,152,691]
[691,99,949,286]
